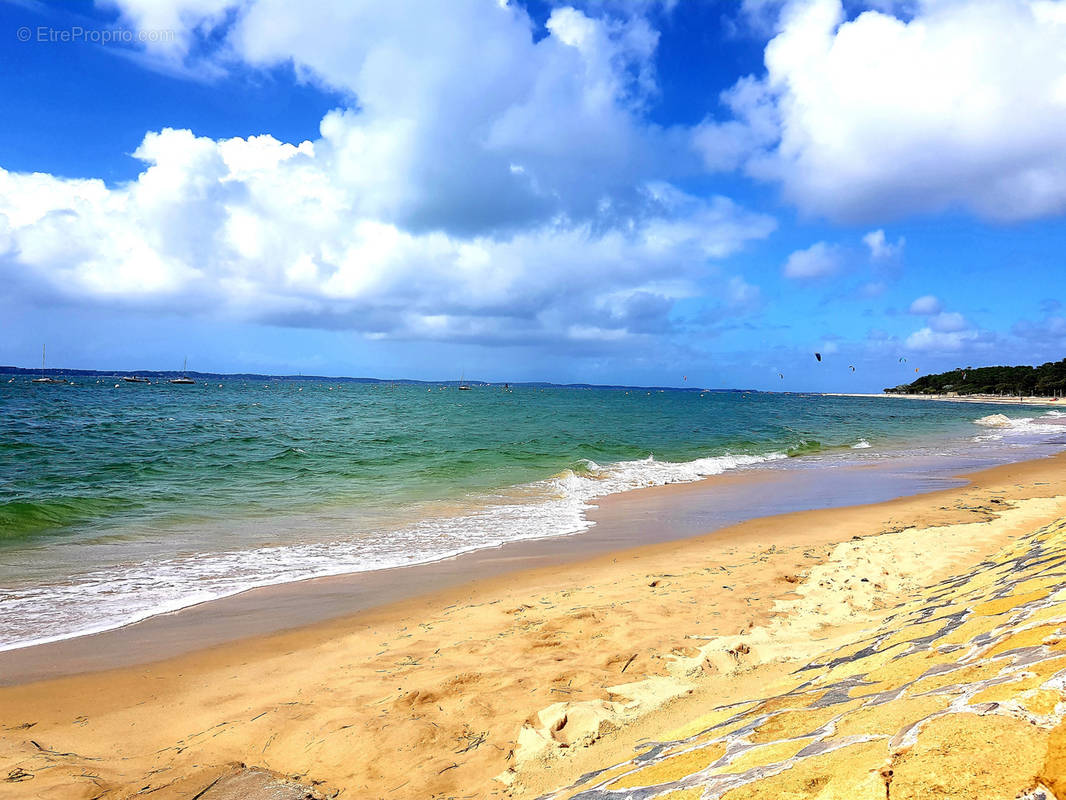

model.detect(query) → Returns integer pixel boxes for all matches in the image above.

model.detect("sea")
[2,378,1065,652]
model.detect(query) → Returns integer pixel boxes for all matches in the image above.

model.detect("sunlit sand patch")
[535,513,1066,800]
[716,741,887,800]
[890,714,1049,800]
[605,743,728,789]
[707,738,811,775]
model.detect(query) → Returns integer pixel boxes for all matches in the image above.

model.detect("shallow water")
[1,379,1063,650]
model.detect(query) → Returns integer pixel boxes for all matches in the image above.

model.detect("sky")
[0,0,1064,391]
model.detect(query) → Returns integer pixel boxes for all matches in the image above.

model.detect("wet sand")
[0,448,1012,683]
[2,452,1065,799]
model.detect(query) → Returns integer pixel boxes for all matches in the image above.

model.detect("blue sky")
[1,0,1064,390]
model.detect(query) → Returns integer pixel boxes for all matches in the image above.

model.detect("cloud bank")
[697,0,1066,222]
[1,1,774,348]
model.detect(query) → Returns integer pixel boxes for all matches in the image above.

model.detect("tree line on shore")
[885,358,1066,397]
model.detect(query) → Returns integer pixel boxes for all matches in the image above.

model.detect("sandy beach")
[3,451,1066,799]
[7,1,1066,797]
[827,392,1064,407]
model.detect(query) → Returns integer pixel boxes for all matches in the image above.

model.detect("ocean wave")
[851,439,872,449]
[786,439,823,457]
[972,413,1065,441]
[0,496,132,540]
[0,450,786,652]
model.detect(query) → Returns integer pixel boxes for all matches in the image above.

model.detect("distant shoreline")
[0,364,724,392]
[825,391,1063,407]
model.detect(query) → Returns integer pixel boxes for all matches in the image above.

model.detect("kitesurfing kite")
[849,365,855,372]
[814,352,822,362]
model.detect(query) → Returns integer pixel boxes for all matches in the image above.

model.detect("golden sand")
[3,454,1066,799]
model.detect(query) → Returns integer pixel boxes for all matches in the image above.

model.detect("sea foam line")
[0,451,786,652]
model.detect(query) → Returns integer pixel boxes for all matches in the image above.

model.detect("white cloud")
[863,229,904,260]
[908,294,942,315]
[905,326,979,352]
[0,129,774,347]
[783,240,842,279]
[698,0,1066,222]
[929,310,967,333]
[103,0,689,236]
[904,297,985,352]
[0,1,778,349]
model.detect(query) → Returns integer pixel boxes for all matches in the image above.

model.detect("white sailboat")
[31,345,65,384]
[169,357,195,384]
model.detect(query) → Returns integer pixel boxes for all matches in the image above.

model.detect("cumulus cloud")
[697,0,1066,222]
[909,294,943,315]
[903,296,986,352]
[905,326,979,352]
[783,241,842,279]
[863,229,904,260]
[929,311,968,333]
[0,1,777,349]
[0,129,774,347]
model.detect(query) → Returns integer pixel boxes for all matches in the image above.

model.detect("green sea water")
[0,378,1061,650]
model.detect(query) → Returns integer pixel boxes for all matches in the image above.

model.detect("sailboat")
[458,371,471,390]
[31,345,65,384]
[169,357,195,384]
[122,375,151,383]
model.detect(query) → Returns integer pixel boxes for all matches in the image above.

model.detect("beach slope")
[2,456,1066,799]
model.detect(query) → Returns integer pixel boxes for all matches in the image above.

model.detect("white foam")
[972,413,1066,442]
[0,451,786,652]
[851,439,872,449]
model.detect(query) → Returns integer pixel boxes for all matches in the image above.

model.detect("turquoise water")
[0,378,1062,650]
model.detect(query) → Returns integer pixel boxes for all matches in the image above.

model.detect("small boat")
[123,376,151,384]
[169,357,195,384]
[31,345,66,384]
[458,371,471,390]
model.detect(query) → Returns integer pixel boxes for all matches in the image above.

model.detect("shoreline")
[2,451,1066,799]
[4,389,1061,661]
[826,391,1064,407]
[0,441,1039,681]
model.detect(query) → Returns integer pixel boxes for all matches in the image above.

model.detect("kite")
[814,353,822,362]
